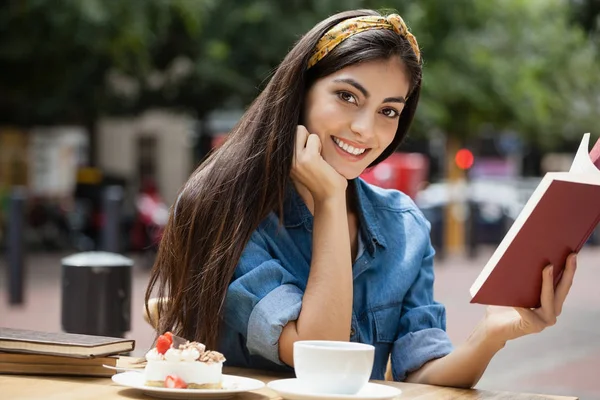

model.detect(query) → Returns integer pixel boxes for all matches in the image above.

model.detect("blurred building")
[0,128,29,189]
[29,127,88,198]
[0,126,87,198]
[97,109,195,205]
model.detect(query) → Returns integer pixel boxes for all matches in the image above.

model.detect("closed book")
[0,328,135,358]
[470,133,600,308]
[0,352,117,377]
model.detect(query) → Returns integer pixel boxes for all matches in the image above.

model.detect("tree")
[4,0,595,146]
[108,0,371,117]
[1,0,597,167]
[570,0,600,33]
[0,0,208,123]
[0,0,207,163]
[389,0,599,148]
[0,0,372,163]
[368,0,600,253]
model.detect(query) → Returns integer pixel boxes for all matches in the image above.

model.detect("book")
[0,328,135,358]
[470,133,600,308]
[0,352,117,377]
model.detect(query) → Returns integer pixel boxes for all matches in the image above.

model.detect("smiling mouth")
[332,137,370,156]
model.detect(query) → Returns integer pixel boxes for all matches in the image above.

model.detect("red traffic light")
[455,148,474,170]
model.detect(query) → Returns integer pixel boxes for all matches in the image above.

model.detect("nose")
[350,110,375,141]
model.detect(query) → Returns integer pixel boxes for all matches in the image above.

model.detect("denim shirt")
[219,178,453,381]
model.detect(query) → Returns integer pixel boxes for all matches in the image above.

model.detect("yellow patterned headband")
[307,14,421,69]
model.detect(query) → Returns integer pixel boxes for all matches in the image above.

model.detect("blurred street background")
[1,0,599,399]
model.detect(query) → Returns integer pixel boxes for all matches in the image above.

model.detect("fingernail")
[549,266,554,276]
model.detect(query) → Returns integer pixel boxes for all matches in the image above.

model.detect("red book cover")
[470,134,600,308]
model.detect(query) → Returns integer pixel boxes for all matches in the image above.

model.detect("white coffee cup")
[293,340,375,395]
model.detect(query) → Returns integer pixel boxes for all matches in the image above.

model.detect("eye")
[381,108,400,119]
[337,91,357,104]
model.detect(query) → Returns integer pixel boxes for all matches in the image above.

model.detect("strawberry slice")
[165,375,187,389]
[155,334,172,354]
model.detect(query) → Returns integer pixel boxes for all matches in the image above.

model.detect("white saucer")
[111,371,265,399]
[267,378,402,400]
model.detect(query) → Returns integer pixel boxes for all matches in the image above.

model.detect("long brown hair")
[145,9,423,349]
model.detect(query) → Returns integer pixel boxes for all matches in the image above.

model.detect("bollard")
[467,202,479,259]
[420,205,445,260]
[7,187,26,305]
[61,252,132,338]
[101,185,123,253]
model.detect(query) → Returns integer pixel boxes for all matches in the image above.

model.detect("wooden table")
[0,365,578,400]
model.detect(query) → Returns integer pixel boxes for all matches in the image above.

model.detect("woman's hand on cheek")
[291,125,347,202]
[482,253,577,346]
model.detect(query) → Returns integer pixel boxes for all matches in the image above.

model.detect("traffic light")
[455,148,474,170]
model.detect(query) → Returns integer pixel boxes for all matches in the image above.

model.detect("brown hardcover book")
[0,352,117,377]
[0,352,117,365]
[470,133,600,308]
[0,328,134,358]
[0,362,115,377]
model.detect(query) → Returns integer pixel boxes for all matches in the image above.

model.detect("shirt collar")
[282,178,387,254]
[282,183,312,230]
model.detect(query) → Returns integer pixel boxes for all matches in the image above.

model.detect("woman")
[145,9,577,388]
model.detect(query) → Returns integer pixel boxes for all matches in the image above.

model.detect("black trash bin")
[61,252,133,338]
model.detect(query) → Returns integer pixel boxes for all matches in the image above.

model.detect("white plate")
[267,378,402,400]
[111,371,265,399]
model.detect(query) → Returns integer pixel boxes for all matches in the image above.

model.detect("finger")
[305,134,322,155]
[538,265,557,325]
[296,125,310,151]
[554,253,577,316]
[293,126,310,170]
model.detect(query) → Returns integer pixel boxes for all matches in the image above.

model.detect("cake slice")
[144,332,226,389]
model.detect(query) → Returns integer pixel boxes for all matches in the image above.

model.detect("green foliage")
[0,0,598,149]
[113,0,371,116]
[390,0,599,146]
[570,0,600,33]
[0,0,206,124]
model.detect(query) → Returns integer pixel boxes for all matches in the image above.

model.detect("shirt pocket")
[372,305,402,343]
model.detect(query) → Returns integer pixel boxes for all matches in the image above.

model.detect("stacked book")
[0,327,135,377]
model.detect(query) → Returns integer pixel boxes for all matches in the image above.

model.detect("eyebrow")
[333,78,406,104]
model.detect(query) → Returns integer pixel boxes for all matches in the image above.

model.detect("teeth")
[333,138,366,156]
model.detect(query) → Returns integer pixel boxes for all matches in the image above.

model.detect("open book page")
[569,133,600,175]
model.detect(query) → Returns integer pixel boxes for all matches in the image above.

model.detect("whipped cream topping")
[145,341,225,364]
[145,348,163,361]
[164,347,201,362]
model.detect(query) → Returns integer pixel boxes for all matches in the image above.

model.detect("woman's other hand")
[483,253,577,344]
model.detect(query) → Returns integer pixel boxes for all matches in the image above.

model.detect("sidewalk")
[1,247,598,399]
